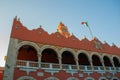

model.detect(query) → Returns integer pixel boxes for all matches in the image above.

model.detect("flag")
[81,22,89,27]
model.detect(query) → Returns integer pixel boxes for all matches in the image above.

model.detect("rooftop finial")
[15,16,17,19]
[112,43,117,47]
[39,25,42,28]
[82,35,86,39]
[18,18,20,21]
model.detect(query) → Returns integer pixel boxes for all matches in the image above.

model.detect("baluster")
[50,63,52,69]
[26,61,29,68]
[69,65,72,70]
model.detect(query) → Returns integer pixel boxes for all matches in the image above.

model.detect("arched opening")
[92,55,102,66]
[111,79,118,80]
[78,53,90,65]
[111,77,119,80]
[113,57,120,67]
[85,77,95,80]
[62,51,75,64]
[17,45,38,61]
[99,77,108,80]
[41,48,58,63]
[103,56,112,67]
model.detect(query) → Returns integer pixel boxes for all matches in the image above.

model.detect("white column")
[89,59,94,71]
[58,57,62,69]
[100,59,106,71]
[38,54,42,68]
[75,58,79,70]
[111,61,116,71]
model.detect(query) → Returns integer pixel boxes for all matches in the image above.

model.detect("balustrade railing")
[106,67,115,71]
[79,65,92,71]
[41,63,60,70]
[62,64,77,70]
[16,60,39,68]
[93,66,104,71]
[116,67,120,71]
[16,60,119,72]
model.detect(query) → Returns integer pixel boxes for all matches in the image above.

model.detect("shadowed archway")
[62,51,75,65]
[17,45,38,61]
[78,53,90,65]
[41,48,59,63]
[92,55,102,66]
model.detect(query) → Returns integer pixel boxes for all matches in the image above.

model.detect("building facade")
[3,17,120,80]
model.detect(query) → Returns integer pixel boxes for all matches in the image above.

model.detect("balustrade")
[16,60,39,68]
[106,67,115,71]
[116,67,120,71]
[16,60,119,72]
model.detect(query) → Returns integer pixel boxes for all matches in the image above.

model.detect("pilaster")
[3,38,18,80]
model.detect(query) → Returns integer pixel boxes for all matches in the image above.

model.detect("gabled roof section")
[10,17,120,55]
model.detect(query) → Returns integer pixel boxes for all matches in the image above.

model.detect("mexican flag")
[81,22,89,27]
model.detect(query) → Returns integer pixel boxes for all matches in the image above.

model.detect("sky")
[0,0,120,67]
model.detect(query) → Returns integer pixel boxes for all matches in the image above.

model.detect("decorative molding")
[67,77,79,80]
[45,76,59,80]
[45,69,60,76]
[19,67,37,75]
[66,70,78,76]
[37,72,44,76]
[94,41,102,50]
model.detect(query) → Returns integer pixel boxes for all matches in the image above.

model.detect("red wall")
[13,68,120,80]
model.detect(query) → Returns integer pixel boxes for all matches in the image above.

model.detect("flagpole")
[87,25,94,39]
[81,22,94,39]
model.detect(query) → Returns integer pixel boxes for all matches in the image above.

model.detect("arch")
[16,41,40,61]
[78,52,90,65]
[112,55,120,63]
[60,48,76,59]
[77,50,90,61]
[102,54,113,67]
[102,54,112,62]
[112,55,120,67]
[41,45,60,58]
[16,41,40,54]
[90,52,102,61]
[41,48,59,63]
[84,77,95,80]
[17,45,38,61]
[15,41,40,68]
[111,77,119,80]
[17,76,36,80]
[45,76,59,80]
[67,77,79,80]
[99,77,108,80]
[62,50,76,65]
[91,53,102,66]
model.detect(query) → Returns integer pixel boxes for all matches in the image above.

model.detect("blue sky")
[0,0,120,67]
